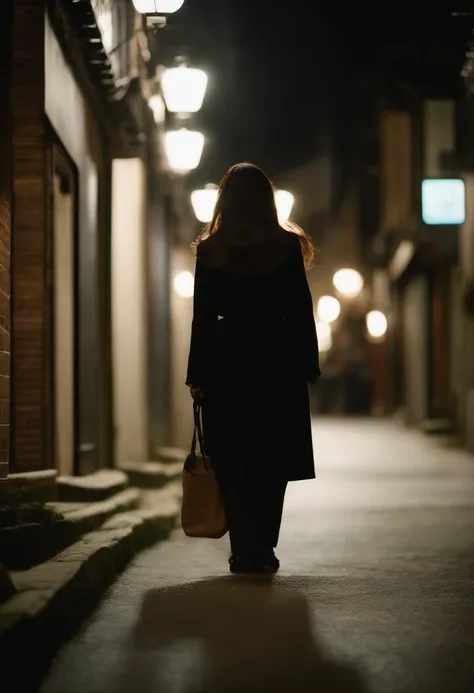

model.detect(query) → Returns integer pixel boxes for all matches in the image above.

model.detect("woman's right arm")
[288,235,321,384]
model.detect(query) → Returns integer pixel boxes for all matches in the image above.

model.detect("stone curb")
[0,491,180,689]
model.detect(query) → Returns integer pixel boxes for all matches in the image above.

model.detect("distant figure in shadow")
[318,346,346,414]
[186,163,321,574]
[116,577,371,693]
[344,346,372,415]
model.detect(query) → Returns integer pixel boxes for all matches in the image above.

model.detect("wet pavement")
[40,418,474,693]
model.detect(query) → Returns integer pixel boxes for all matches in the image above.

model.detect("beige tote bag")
[181,403,227,539]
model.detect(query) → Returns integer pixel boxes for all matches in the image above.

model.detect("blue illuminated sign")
[421,178,465,225]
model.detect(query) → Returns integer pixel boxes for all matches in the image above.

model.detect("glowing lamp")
[275,190,294,223]
[366,310,387,338]
[191,184,218,222]
[333,268,364,298]
[317,296,341,323]
[164,128,204,173]
[132,0,185,14]
[162,66,208,114]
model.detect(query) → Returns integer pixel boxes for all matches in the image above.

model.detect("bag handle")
[190,402,211,469]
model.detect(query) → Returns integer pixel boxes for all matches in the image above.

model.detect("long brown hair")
[192,162,316,270]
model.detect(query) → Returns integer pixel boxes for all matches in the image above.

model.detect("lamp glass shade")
[132,0,185,14]
[191,186,218,222]
[162,66,208,114]
[275,190,294,222]
[164,129,204,173]
[333,268,364,297]
[317,296,341,323]
[366,310,387,338]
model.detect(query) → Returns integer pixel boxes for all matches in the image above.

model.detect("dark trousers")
[215,463,287,554]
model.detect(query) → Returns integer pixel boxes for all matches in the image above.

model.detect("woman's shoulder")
[283,229,301,246]
[196,235,225,269]
[196,235,214,258]
[280,228,303,259]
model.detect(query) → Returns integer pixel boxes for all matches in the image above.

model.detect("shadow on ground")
[116,575,372,693]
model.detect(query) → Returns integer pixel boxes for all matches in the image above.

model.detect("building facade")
[363,23,472,440]
[1,0,177,479]
[0,1,13,480]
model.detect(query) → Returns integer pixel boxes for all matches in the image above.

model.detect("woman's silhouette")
[186,163,320,574]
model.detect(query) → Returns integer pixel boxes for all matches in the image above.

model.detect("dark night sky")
[164,2,471,187]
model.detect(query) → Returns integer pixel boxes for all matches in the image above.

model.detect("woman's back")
[199,229,302,320]
[188,227,320,389]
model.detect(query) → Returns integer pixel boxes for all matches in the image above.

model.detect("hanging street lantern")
[317,295,341,323]
[132,0,185,15]
[274,190,294,223]
[366,310,388,339]
[164,128,205,173]
[191,184,218,222]
[162,65,208,115]
[333,268,364,298]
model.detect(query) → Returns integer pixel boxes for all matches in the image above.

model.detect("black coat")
[186,231,320,482]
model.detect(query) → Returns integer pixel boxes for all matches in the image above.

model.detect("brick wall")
[0,1,13,478]
[11,1,52,472]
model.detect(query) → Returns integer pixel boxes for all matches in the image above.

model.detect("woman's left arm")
[289,235,321,384]
[185,245,218,393]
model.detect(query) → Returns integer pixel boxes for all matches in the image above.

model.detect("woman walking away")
[186,162,320,574]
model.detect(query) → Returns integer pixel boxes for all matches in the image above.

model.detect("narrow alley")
[39,419,474,693]
[2,4,474,692]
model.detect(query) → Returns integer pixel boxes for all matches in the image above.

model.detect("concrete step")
[0,486,181,689]
[154,447,187,464]
[120,461,182,489]
[53,487,141,537]
[0,488,141,571]
[57,469,129,502]
[0,470,58,503]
